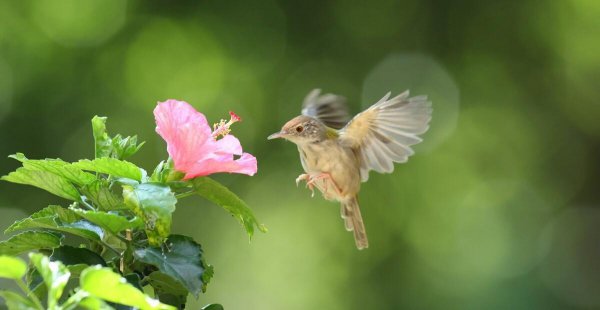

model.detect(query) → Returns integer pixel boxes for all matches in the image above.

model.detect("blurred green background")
[1,0,599,309]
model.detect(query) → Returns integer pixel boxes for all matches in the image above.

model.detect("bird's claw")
[296,174,316,197]
[295,174,309,187]
[296,173,343,198]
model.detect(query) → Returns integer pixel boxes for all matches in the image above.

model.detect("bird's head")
[267,115,326,144]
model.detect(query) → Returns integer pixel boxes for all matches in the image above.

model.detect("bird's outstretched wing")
[339,91,432,182]
[301,89,351,129]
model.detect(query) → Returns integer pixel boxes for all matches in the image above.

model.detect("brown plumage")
[268,89,432,249]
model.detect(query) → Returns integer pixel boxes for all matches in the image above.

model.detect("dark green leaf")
[50,245,106,267]
[0,231,62,256]
[70,208,143,235]
[0,256,27,279]
[202,304,224,310]
[80,266,175,310]
[29,253,70,309]
[92,116,113,159]
[66,264,89,278]
[123,183,176,246]
[9,153,96,186]
[191,177,266,239]
[6,206,103,241]
[133,235,207,298]
[124,273,143,291]
[80,180,124,211]
[1,168,80,201]
[0,291,38,310]
[73,158,142,182]
[147,272,188,308]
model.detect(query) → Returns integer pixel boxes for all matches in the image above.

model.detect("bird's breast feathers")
[297,140,360,199]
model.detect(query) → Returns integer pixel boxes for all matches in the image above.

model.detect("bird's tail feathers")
[341,197,369,250]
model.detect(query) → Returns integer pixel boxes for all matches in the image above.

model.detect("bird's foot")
[295,174,309,187]
[296,173,316,197]
[307,173,343,197]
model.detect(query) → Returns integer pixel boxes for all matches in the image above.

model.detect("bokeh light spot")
[30,0,126,47]
[125,19,226,110]
[539,207,600,307]
[200,0,287,73]
[362,53,459,152]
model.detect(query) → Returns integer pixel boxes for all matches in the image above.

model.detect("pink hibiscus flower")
[154,99,257,179]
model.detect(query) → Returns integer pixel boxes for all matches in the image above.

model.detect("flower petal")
[154,100,212,172]
[214,135,243,155]
[182,153,258,179]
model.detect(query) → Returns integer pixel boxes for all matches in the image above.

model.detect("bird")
[268,89,432,250]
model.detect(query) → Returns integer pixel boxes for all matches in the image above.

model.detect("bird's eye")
[296,125,304,133]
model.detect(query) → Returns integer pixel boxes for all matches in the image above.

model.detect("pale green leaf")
[29,253,70,309]
[80,266,175,310]
[70,208,143,235]
[80,180,124,211]
[9,153,96,186]
[0,256,27,279]
[202,304,224,310]
[92,116,112,159]
[112,134,145,160]
[133,235,207,298]
[1,168,80,201]
[123,183,176,246]
[68,295,114,310]
[6,206,103,241]
[0,231,62,256]
[73,158,142,182]
[191,178,266,239]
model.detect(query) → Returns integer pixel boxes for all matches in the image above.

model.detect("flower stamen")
[212,111,242,139]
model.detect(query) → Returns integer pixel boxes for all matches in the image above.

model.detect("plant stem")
[16,278,44,310]
[99,239,121,256]
[175,191,195,199]
[120,229,133,273]
[80,199,95,211]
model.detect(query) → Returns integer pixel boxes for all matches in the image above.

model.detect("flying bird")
[268,89,432,249]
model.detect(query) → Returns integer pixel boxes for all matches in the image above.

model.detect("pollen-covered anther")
[212,111,242,139]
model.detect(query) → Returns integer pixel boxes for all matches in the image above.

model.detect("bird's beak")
[267,131,285,140]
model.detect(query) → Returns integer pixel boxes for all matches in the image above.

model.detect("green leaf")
[0,256,27,279]
[149,160,168,183]
[73,158,142,182]
[202,304,224,310]
[70,208,143,235]
[123,183,176,246]
[0,291,38,310]
[0,231,62,256]
[75,296,114,310]
[2,168,80,201]
[6,206,103,241]
[112,134,145,160]
[29,253,70,309]
[9,153,97,186]
[92,116,112,159]
[133,235,208,298]
[191,177,266,239]
[80,266,175,310]
[80,180,124,211]
[50,246,106,267]
[147,272,188,308]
